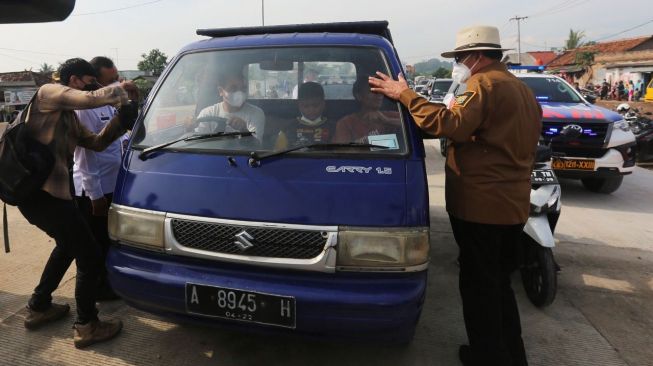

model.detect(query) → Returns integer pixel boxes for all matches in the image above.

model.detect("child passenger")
[275,82,335,149]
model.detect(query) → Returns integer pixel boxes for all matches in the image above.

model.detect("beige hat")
[441,25,512,58]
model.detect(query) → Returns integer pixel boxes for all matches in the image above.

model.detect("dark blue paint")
[107,246,426,342]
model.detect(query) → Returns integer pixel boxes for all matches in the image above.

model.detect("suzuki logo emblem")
[234,230,255,251]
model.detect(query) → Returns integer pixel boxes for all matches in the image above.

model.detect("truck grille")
[170,219,328,259]
[541,121,611,147]
[550,146,608,158]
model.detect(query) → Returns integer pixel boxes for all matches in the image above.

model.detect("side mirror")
[535,145,552,163]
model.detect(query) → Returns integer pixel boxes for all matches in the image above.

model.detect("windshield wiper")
[138,131,254,160]
[248,142,390,167]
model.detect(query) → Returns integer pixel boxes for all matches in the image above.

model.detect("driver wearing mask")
[196,70,265,141]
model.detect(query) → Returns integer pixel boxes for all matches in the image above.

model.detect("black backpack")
[0,93,55,252]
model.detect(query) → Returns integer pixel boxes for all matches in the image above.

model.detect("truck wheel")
[581,176,623,194]
[521,239,557,308]
[439,138,447,157]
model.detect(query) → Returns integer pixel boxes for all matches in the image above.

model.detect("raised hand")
[368,72,409,100]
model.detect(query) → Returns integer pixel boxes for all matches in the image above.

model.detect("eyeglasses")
[454,54,468,63]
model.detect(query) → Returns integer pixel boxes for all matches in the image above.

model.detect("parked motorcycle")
[617,104,653,162]
[520,144,561,308]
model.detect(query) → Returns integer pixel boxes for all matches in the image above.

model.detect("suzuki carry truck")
[106,21,430,342]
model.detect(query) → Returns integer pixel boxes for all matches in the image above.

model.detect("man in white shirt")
[72,56,125,301]
[196,70,265,141]
[91,56,119,86]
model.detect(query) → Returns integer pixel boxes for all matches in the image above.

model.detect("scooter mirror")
[535,145,552,163]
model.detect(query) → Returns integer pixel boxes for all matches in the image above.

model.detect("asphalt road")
[0,140,651,366]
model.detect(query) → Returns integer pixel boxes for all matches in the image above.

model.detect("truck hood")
[541,102,622,123]
[114,151,427,227]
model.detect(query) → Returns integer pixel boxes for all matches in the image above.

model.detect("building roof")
[0,71,53,87]
[503,51,558,66]
[548,36,653,68]
[118,70,155,81]
[528,51,557,65]
[132,75,159,82]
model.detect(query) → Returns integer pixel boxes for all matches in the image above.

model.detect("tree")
[564,29,586,50]
[39,62,54,73]
[413,58,453,75]
[138,49,168,76]
[432,67,452,79]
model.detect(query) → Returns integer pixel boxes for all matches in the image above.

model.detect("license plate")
[531,169,558,184]
[185,283,296,329]
[552,158,595,171]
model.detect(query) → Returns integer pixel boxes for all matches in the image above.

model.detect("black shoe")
[24,303,70,330]
[459,345,473,366]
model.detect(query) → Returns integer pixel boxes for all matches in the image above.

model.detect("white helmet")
[616,103,631,113]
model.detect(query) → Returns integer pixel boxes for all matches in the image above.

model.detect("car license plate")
[552,158,595,171]
[531,169,558,184]
[185,283,296,328]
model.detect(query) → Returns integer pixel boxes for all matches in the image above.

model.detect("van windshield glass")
[132,47,407,155]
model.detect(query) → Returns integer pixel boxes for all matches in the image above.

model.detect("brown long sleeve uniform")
[399,61,542,225]
[25,83,129,200]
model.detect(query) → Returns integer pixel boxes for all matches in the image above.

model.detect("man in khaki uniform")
[369,26,542,366]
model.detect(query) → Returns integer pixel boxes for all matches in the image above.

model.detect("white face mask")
[224,90,247,108]
[451,54,480,84]
[300,115,324,126]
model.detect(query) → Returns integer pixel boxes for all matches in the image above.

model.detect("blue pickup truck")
[106,21,430,342]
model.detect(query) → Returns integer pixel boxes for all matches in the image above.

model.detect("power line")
[0,53,43,67]
[0,47,75,57]
[72,0,164,16]
[529,0,590,18]
[593,19,653,42]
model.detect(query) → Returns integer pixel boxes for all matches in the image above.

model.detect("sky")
[0,0,651,73]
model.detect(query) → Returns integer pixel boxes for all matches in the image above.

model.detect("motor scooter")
[616,104,653,162]
[520,144,561,308]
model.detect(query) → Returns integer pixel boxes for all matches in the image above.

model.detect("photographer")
[17,58,137,349]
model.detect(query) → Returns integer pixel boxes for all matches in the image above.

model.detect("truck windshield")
[132,47,407,155]
[521,77,583,103]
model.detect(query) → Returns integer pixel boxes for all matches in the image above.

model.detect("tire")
[439,138,447,157]
[581,175,623,194]
[521,239,557,308]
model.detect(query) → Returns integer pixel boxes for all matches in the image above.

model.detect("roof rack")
[196,20,393,44]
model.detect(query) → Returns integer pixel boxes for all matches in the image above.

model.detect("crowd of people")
[593,79,646,101]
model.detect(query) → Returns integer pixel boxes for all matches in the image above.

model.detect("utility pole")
[509,15,528,64]
[261,0,265,26]
[111,47,119,66]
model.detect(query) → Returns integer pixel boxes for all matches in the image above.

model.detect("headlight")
[614,120,631,132]
[337,228,429,271]
[108,204,166,250]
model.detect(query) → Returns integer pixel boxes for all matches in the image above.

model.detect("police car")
[518,74,636,194]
